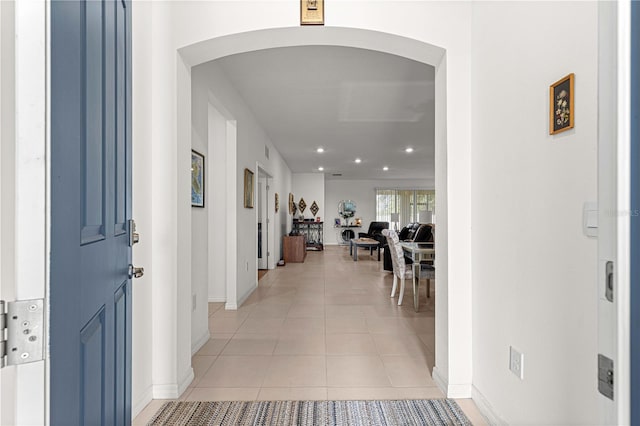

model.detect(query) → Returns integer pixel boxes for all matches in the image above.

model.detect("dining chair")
[382,229,435,309]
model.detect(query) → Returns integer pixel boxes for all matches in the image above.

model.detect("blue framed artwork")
[191,150,205,207]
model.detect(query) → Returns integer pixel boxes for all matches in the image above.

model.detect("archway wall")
[131,0,473,416]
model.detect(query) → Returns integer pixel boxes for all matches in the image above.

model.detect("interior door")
[50,0,132,424]
[258,174,269,269]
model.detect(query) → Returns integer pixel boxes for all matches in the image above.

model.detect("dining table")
[399,242,435,311]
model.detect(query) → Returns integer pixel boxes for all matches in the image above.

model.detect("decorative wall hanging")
[310,201,319,217]
[275,193,279,213]
[298,198,307,213]
[300,0,324,25]
[289,193,295,214]
[191,150,205,208]
[244,168,254,208]
[549,73,574,135]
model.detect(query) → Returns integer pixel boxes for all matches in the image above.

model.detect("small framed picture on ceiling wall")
[191,150,205,208]
[549,73,575,135]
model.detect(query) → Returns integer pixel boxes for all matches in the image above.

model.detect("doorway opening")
[257,166,273,272]
[175,25,456,395]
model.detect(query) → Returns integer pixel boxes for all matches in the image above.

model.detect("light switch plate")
[510,346,524,380]
[583,201,598,237]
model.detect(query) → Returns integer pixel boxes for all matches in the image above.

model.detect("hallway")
[135,246,485,424]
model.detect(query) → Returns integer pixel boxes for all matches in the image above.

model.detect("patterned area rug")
[147,399,471,425]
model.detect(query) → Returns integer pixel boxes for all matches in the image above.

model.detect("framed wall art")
[549,73,574,135]
[300,0,324,25]
[244,168,254,208]
[191,150,205,208]
[289,193,295,214]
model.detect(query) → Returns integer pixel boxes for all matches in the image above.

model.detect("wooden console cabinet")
[283,235,306,263]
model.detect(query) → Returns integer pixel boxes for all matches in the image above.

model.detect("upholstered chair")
[358,221,389,245]
[382,229,435,310]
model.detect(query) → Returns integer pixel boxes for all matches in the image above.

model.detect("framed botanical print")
[549,73,575,135]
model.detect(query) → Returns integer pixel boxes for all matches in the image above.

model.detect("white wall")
[325,178,432,245]
[192,61,293,314]
[190,93,209,351]
[470,2,599,424]
[131,0,155,412]
[292,173,325,222]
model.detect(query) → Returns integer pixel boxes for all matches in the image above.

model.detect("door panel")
[51,0,132,424]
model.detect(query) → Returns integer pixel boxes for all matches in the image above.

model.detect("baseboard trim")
[431,366,472,398]
[178,367,194,397]
[225,282,257,310]
[472,385,505,425]
[132,385,153,419]
[208,296,226,303]
[237,283,256,306]
[191,329,210,356]
[432,366,447,396]
[151,367,194,400]
[152,383,179,399]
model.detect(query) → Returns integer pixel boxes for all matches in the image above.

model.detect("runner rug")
[147,399,471,425]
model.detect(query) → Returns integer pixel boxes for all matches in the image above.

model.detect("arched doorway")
[175,25,458,394]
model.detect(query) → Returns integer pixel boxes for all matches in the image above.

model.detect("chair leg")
[398,277,405,305]
[427,279,431,298]
[413,276,420,312]
[391,275,398,298]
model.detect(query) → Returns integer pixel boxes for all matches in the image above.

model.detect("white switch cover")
[510,346,524,380]
[583,201,598,238]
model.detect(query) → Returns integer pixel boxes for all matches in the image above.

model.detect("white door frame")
[175,26,462,395]
[597,1,632,424]
[256,164,273,272]
[0,1,47,425]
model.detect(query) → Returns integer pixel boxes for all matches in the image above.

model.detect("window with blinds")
[375,189,435,227]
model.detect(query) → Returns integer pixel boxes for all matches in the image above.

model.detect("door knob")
[128,264,144,279]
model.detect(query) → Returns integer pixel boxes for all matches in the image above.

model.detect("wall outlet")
[192,294,197,312]
[509,346,524,380]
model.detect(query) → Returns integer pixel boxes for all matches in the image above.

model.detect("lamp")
[390,213,399,231]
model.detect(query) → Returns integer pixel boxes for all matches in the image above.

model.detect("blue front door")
[50,0,132,424]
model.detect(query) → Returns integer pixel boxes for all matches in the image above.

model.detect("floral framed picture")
[549,73,574,135]
[244,168,254,208]
[191,150,205,208]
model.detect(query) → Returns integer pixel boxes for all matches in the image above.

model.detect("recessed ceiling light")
[318,167,324,171]
[383,166,389,171]
[355,158,362,164]
[405,147,414,153]
[316,147,324,153]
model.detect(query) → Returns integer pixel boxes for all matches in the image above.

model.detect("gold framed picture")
[244,168,254,208]
[549,73,574,135]
[301,0,324,25]
[288,193,295,214]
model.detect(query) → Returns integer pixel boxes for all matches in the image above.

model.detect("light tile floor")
[134,246,487,425]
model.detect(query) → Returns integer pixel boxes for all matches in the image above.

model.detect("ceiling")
[214,45,435,181]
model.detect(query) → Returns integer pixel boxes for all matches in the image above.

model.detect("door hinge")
[605,261,614,302]
[0,299,45,368]
[598,354,614,400]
